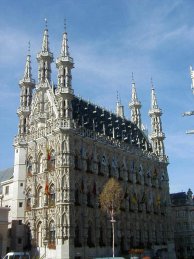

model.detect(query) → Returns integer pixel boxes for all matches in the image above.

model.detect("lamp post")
[110,218,116,258]
[43,239,48,258]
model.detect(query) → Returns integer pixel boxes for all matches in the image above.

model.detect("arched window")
[99,225,105,246]
[75,188,80,206]
[49,184,55,207]
[37,187,43,207]
[27,157,33,176]
[98,161,102,175]
[38,154,43,173]
[74,155,79,170]
[37,222,42,247]
[74,223,81,247]
[87,191,92,208]
[49,150,55,171]
[87,223,94,247]
[49,221,56,248]
[86,158,91,173]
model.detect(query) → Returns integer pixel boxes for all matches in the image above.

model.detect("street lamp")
[110,219,116,258]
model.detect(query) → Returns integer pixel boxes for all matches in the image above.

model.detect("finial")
[44,18,48,29]
[132,72,134,83]
[28,41,31,55]
[64,18,67,32]
[117,90,119,102]
[151,77,154,89]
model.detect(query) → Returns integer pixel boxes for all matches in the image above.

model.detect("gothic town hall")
[8,23,176,259]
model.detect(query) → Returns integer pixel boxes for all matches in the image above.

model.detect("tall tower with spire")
[149,82,165,158]
[56,22,74,120]
[128,75,142,129]
[37,19,53,84]
[12,45,35,221]
[18,43,35,135]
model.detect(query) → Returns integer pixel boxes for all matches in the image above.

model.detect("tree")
[99,177,124,258]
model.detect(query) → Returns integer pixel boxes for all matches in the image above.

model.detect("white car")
[2,252,30,259]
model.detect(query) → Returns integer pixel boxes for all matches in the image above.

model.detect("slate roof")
[170,192,188,206]
[72,97,152,152]
[0,167,13,193]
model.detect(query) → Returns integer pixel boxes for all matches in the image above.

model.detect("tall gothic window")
[87,223,94,247]
[74,223,81,247]
[37,222,42,247]
[99,225,105,246]
[38,154,43,173]
[74,155,79,170]
[50,151,55,171]
[75,188,80,206]
[86,158,91,173]
[49,184,55,207]
[49,221,56,248]
[37,187,43,207]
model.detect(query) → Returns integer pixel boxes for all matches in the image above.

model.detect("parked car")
[2,252,30,259]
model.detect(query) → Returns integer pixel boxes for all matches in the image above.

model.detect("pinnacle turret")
[128,75,142,129]
[149,81,165,158]
[37,19,53,84]
[18,44,35,135]
[56,21,74,92]
[116,92,124,118]
[55,22,74,121]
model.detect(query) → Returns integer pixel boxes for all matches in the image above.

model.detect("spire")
[60,19,70,57]
[150,78,159,109]
[22,42,33,83]
[41,19,50,52]
[128,73,142,129]
[149,80,166,159]
[37,19,53,84]
[56,20,74,91]
[116,91,124,118]
[18,43,35,135]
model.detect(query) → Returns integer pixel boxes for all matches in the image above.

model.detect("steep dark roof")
[72,96,152,152]
[0,167,13,193]
[170,192,187,206]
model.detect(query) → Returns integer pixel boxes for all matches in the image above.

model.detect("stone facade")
[171,189,194,259]
[3,23,176,259]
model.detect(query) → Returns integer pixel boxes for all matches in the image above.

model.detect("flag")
[45,180,49,195]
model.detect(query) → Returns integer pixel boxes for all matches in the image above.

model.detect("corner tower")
[128,75,142,129]
[149,82,165,158]
[56,23,74,121]
[37,20,53,84]
[13,45,35,221]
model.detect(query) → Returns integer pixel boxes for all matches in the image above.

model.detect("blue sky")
[0,0,194,193]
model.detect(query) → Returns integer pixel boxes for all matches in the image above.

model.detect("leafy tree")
[99,177,124,258]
